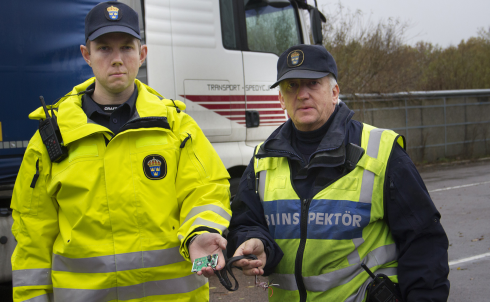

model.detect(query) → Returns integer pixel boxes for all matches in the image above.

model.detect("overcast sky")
[315,0,490,48]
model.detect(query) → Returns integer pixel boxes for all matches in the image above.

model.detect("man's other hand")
[189,233,227,278]
[232,238,266,276]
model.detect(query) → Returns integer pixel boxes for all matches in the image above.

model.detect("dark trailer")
[0,0,102,298]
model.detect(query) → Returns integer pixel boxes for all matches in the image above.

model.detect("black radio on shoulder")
[361,263,403,302]
[38,96,67,163]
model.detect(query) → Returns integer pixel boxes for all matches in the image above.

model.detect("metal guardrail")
[341,89,490,99]
[340,89,490,159]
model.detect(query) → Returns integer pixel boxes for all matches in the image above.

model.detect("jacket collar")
[81,83,138,121]
[29,78,185,145]
[258,101,355,169]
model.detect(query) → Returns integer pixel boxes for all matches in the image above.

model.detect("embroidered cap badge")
[107,6,120,20]
[287,50,304,67]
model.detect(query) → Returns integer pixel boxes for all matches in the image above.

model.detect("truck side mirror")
[245,110,260,128]
[266,0,291,8]
[244,0,290,9]
[309,7,324,45]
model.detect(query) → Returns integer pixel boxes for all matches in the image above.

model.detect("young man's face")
[279,76,339,132]
[81,32,147,95]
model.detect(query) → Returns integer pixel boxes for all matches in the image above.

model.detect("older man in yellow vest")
[227,44,450,302]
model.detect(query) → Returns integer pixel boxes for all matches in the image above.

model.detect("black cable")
[215,254,258,291]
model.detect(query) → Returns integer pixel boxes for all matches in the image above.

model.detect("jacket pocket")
[14,155,43,215]
[135,134,168,148]
[183,133,208,179]
[68,144,98,162]
[331,177,359,191]
[270,176,286,190]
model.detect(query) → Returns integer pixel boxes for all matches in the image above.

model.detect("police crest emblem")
[107,6,119,20]
[287,50,304,67]
[143,155,167,180]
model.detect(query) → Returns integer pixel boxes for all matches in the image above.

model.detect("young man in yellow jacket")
[11,2,230,301]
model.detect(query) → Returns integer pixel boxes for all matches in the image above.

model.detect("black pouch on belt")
[362,263,404,302]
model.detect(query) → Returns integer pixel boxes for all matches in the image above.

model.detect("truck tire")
[0,206,14,302]
[0,210,15,284]
[0,280,13,301]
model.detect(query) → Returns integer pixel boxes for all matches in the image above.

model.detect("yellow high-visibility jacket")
[11,78,231,302]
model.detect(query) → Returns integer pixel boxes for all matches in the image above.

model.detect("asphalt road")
[211,160,490,302]
[209,270,270,302]
[420,160,490,302]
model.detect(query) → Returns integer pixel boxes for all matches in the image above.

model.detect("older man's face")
[278,76,339,132]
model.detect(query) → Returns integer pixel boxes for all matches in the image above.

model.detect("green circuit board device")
[191,254,219,272]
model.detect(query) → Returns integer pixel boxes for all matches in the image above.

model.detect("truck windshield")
[244,2,300,56]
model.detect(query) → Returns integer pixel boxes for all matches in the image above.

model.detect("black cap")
[270,45,338,89]
[85,1,141,42]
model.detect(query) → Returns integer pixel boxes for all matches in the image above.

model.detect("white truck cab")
[121,0,324,194]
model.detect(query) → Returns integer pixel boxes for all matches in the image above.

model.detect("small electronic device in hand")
[361,263,403,302]
[191,254,218,272]
[38,96,67,163]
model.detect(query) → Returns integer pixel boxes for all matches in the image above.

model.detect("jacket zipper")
[190,135,207,177]
[288,155,353,302]
[287,160,309,302]
[383,136,399,218]
[295,197,311,302]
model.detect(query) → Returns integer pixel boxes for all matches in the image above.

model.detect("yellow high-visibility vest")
[254,124,404,301]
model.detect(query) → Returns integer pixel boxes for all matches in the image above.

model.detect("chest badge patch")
[143,155,167,180]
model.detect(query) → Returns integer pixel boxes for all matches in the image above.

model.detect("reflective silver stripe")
[303,244,397,292]
[181,205,231,226]
[191,217,227,233]
[13,269,52,287]
[347,238,365,265]
[258,170,267,202]
[359,129,385,204]
[143,246,184,268]
[54,287,116,302]
[359,170,375,204]
[53,273,207,302]
[53,254,115,273]
[366,128,385,158]
[115,251,141,272]
[271,244,397,292]
[346,275,371,302]
[268,272,298,291]
[177,218,228,241]
[24,293,54,302]
[53,246,184,273]
[119,282,144,300]
[344,267,397,302]
[146,273,207,296]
